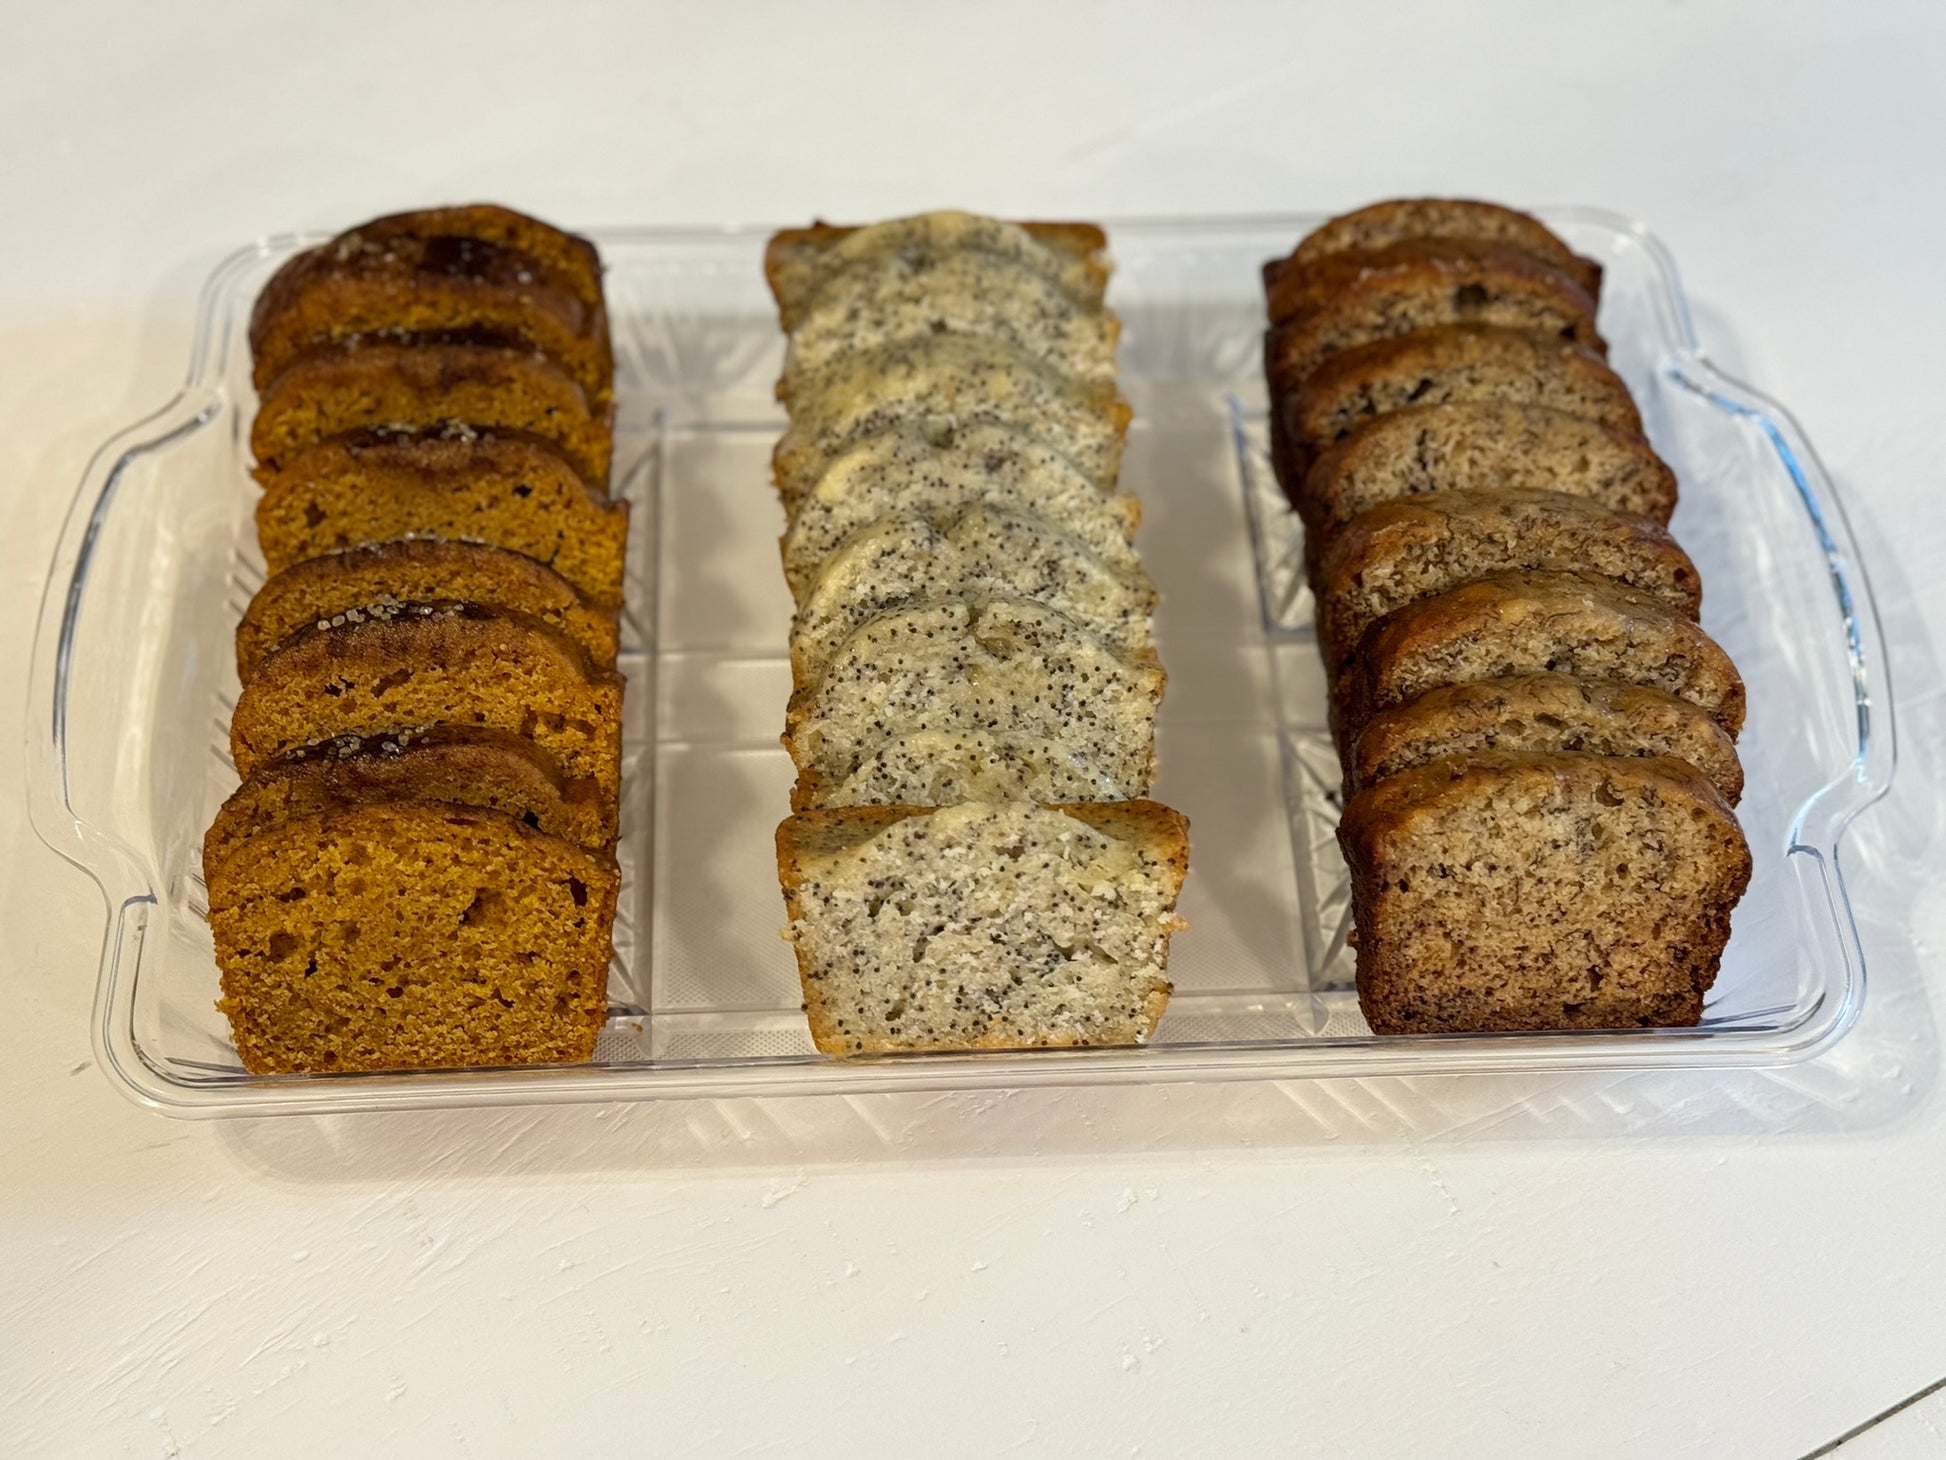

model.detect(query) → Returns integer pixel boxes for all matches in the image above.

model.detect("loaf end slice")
[1268,198,1601,299]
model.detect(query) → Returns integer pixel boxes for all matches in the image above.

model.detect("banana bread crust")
[1267,198,1602,299]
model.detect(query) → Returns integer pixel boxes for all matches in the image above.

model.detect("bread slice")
[782,596,1164,799]
[1268,198,1601,299]
[250,339,613,486]
[1330,570,1746,746]
[1264,240,1603,392]
[230,602,623,843]
[236,539,617,682]
[765,212,1109,330]
[249,231,612,404]
[1296,402,1677,534]
[1338,750,1750,1032]
[342,203,606,313]
[777,800,1188,1055]
[772,335,1131,498]
[779,420,1140,593]
[253,426,627,608]
[204,726,612,876]
[1347,674,1743,804]
[781,248,1119,394]
[1311,489,1699,676]
[790,506,1155,683]
[210,800,616,1072]
[1274,325,1642,489]
[793,729,1124,810]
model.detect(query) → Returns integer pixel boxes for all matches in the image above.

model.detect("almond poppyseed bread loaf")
[1263,239,1604,394]
[1338,751,1750,1033]
[778,800,1188,1056]
[254,426,628,607]
[1266,198,1602,301]
[1295,401,1678,535]
[1346,674,1743,804]
[235,538,617,682]
[1310,488,1700,676]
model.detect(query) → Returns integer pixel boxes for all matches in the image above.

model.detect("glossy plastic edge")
[26,214,1896,1117]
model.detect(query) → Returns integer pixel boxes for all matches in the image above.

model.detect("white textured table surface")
[6,4,1946,1455]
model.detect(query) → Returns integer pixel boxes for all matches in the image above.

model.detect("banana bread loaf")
[1311,489,1699,676]
[1267,198,1601,300]
[778,800,1188,1056]
[1338,751,1750,1032]
[235,538,617,682]
[1346,674,1743,804]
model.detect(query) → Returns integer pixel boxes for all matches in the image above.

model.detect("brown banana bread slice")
[1296,402,1678,534]
[765,212,1110,330]
[210,800,616,1072]
[237,539,616,682]
[1267,198,1601,300]
[782,596,1164,800]
[779,420,1140,591]
[250,339,612,486]
[1274,325,1642,491]
[1264,240,1603,392]
[1331,570,1745,747]
[790,506,1155,683]
[1347,675,1743,804]
[1338,751,1750,1033]
[1312,489,1699,676]
[772,334,1131,497]
[792,728,1124,810]
[204,726,611,876]
[230,602,623,843]
[778,799,1188,1055]
[346,204,606,312]
[250,230,612,404]
[254,426,626,607]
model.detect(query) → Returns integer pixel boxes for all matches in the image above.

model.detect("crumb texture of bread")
[1348,674,1744,804]
[790,506,1154,682]
[210,802,616,1073]
[795,729,1124,810]
[236,538,616,681]
[779,421,1139,592]
[1311,489,1699,675]
[1339,752,1750,1032]
[1297,402,1678,532]
[250,340,613,486]
[1273,198,1602,298]
[773,334,1130,496]
[778,801,1187,1055]
[784,596,1164,798]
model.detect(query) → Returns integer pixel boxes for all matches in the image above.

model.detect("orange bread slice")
[346,204,605,312]
[777,800,1188,1056]
[1311,489,1699,676]
[1338,751,1750,1033]
[1330,570,1746,747]
[210,800,616,1072]
[250,340,612,486]
[1267,199,1601,300]
[236,539,617,682]
[1296,402,1678,534]
[1347,674,1743,804]
[253,426,626,607]
[1264,240,1603,392]
[230,603,623,843]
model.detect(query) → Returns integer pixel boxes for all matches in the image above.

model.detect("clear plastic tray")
[27,211,1895,1117]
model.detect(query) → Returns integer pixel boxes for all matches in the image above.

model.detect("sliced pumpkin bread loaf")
[777,800,1188,1056]
[1338,751,1750,1033]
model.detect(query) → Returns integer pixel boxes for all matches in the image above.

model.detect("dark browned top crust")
[250,231,612,403]
[203,725,612,877]
[1311,488,1700,675]
[343,204,605,311]
[253,425,627,607]
[1267,199,1602,300]
[1264,241,1604,391]
[1347,674,1744,804]
[249,340,612,486]
[1330,570,1746,745]
[1296,402,1678,534]
[235,538,617,682]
